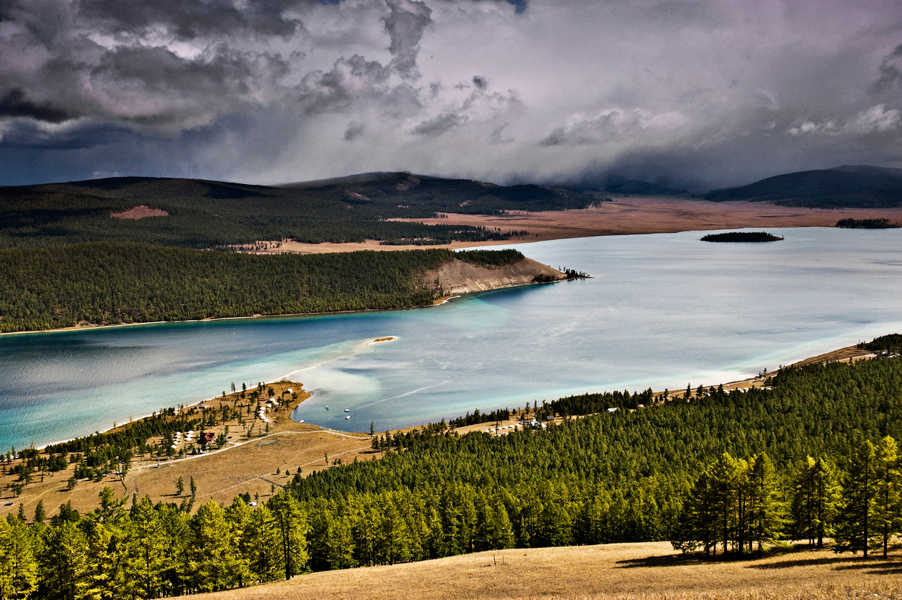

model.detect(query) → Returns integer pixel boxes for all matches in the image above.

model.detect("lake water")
[1,227,901,450]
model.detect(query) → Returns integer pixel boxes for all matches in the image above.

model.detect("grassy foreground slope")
[171,543,901,600]
[0,244,527,332]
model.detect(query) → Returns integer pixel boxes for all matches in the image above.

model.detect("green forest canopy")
[0,243,527,333]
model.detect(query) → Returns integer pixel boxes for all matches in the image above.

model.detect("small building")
[198,431,215,444]
[607,407,618,413]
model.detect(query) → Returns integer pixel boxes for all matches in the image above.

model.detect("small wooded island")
[836,218,901,229]
[700,231,784,242]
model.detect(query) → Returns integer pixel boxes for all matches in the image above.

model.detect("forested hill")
[2,351,898,598]
[0,244,532,333]
[0,173,598,249]
[703,164,902,208]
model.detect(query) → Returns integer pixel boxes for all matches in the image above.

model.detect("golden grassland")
[167,542,902,600]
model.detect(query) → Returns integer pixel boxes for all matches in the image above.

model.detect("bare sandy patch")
[423,257,565,296]
[111,205,170,220]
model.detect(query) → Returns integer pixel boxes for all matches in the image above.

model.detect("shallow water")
[1,227,900,449]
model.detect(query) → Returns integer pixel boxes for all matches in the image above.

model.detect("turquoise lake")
[1,227,901,450]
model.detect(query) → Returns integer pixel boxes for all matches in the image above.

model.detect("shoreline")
[4,214,900,336]
[0,336,892,518]
[25,337,881,452]
[0,264,564,337]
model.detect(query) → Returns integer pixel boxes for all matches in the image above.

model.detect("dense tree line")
[674,435,902,559]
[1,352,900,597]
[836,218,901,229]
[0,244,525,332]
[859,333,902,355]
[0,175,597,249]
[447,408,511,428]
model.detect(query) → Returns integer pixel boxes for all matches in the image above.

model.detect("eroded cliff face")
[422,257,566,296]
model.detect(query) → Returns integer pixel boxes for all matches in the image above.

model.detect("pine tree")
[873,436,901,558]
[125,496,168,598]
[746,452,785,557]
[672,470,719,555]
[32,501,45,525]
[0,517,38,599]
[38,520,91,600]
[83,520,122,599]
[834,439,880,557]
[791,456,840,548]
[708,452,744,555]
[241,504,283,582]
[268,492,309,579]
[188,500,250,591]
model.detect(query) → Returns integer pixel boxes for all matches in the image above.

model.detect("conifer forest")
[1,350,900,598]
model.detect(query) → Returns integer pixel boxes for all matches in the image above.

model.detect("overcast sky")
[1,0,901,188]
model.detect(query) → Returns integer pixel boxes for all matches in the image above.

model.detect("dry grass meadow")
[169,542,902,600]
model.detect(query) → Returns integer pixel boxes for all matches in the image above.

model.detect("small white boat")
[345,416,351,420]
[344,409,349,412]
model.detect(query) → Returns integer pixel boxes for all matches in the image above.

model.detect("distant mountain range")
[703,165,902,208]
[0,172,599,248]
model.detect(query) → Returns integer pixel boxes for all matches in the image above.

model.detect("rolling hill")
[704,165,902,208]
[0,173,598,249]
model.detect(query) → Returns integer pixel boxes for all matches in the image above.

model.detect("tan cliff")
[422,257,566,296]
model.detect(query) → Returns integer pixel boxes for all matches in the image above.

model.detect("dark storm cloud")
[2,0,902,188]
[77,0,305,40]
[409,112,466,136]
[874,43,902,93]
[0,89,71,123]
[344,121,365,140]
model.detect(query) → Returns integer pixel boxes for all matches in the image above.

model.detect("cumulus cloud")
[383,0,432,80]
[540,108,688,146]
[787,105,901,136]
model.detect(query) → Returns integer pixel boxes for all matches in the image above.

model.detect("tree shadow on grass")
[748,554,902,574]
[617,546,879,570]
[616,554,721,569]
[747,556,855,569]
